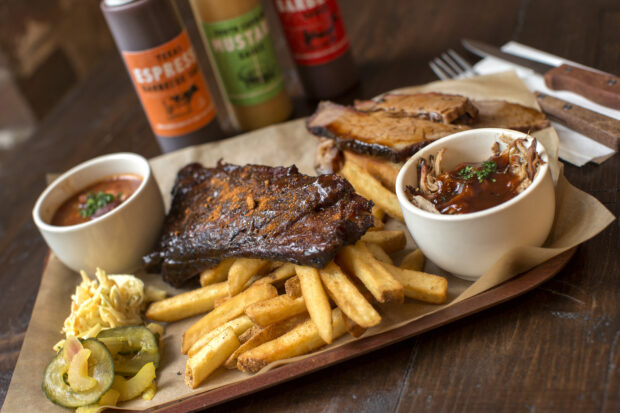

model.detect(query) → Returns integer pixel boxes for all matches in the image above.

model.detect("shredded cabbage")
[62,268,146,338]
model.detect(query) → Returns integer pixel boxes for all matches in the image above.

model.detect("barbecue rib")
[307,101,469,162]
[144,162,374,287]
[354,92,479,124]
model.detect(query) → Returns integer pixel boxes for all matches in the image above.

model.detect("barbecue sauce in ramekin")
[51,174,143,226]
[413,151,525,214]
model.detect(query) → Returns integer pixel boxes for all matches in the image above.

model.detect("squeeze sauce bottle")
[189,0,293,131]
[274,0,358,99]
[101,0,222,153]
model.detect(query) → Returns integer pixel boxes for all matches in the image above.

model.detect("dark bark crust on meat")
[307,123,434,163]
[308,96,550,164]
[334,135,433,163]
[144,162,374,287]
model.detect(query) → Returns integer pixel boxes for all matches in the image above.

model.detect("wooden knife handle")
[544,64,620,110]
[535,91,620,150]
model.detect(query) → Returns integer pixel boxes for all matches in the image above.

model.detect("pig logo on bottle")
[275,0,349,66]
[303,14,339,48]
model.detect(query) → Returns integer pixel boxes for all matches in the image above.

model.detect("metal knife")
[462,39,620,110]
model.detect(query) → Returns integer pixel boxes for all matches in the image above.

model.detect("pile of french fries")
[339,151,403,222]
[146,230,448,389]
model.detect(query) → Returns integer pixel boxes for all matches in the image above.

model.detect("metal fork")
[429,49,478,80]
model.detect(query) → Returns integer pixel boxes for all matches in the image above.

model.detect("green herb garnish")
[79,191,118,218]
[457,161,497,183]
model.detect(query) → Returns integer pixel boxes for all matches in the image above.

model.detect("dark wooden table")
[1,0,618,411]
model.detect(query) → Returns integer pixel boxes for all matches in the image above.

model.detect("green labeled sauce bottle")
[190,0,292,131]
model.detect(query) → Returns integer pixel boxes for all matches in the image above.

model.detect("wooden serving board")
[152,247,576,412]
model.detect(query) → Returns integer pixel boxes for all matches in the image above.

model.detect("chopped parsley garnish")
[457,161,497,183]
[79,191,120,218]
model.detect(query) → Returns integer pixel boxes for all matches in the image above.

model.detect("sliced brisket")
[307,101,469,162]
[354,92,479,124]
[472,100,550,132]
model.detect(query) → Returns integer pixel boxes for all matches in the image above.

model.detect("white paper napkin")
[472,41,618,166]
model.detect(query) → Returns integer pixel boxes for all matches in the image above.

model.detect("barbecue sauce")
[274,0,357,99]
[190,0,292,131]
[51,174,142,226]
[412,152,525,214]
[101,0,223,153]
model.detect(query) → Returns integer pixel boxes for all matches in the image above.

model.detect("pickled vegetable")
[97,326,159,376]
[42,339,114,408]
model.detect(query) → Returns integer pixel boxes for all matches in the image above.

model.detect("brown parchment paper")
[2,72,615,413]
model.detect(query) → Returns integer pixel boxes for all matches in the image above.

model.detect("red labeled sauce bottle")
[101,0,222,153]
[274,0,358,99]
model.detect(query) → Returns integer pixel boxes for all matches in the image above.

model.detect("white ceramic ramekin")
[395,128,555,280]
[33,153,165,274]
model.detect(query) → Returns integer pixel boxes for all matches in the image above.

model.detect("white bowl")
[395,128,555,280]
[33,153,165,274]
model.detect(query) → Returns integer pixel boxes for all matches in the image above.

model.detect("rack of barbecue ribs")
[144,162,374,287]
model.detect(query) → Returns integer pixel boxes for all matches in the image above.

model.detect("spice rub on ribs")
[307,101,469,163]
[144,162,374,287]
[354,92,479,124]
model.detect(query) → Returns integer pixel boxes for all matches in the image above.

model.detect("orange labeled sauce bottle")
[190,0,292,131]
[101,0,222,152]
[274,0,358,99]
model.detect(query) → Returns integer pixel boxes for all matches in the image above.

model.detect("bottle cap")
[104,0,136,6]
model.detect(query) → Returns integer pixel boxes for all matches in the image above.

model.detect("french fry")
[345,270,376,304]
[187,315,253,357]
[343,150,400,192]
[213,296,230,308]
[228,258,271,296]
[369,206,385,231]
[224,313,307,369]
[266,261,286,271]
[380,262,447,304]
[237,308,346,373]
[339,160,403,221]
[361,230,406,253]
[182,284,277,354]
[185,327,239,389]
[244,294,306,327]
[342,312,367,338]
[295,265,333,344]
[400,249,425,272]
[336,242,404,304]
[145,282,228,322]
[365,242,393,264]
[252,263,296,286]
[200,259,235,287]
[238,325,262,344]
[319,261,381,328]
[284,275,302,298]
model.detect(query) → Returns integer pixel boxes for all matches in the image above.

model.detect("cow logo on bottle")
[121,31,215,137]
